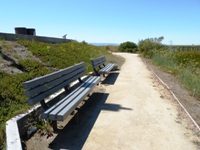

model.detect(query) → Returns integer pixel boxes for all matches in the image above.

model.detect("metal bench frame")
[23,62,100,130]
[91,56,116,77]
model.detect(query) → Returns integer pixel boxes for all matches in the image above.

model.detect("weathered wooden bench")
[91,56,117,77]
[23,62,100,130]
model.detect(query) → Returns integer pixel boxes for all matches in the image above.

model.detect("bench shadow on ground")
[48,92,132,150]
[101,72,120,85]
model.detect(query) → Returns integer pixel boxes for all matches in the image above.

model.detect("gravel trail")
[26,53,200,150]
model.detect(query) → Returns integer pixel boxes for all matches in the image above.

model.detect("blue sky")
[1,0,200,45]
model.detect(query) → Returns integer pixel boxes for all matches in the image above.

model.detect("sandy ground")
[26,53,200,150]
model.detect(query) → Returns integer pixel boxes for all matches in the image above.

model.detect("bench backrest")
[23,62,86,105]
[91,56,106,68]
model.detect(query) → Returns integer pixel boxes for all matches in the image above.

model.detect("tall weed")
[180,68,200,98]
[152,49,200,98]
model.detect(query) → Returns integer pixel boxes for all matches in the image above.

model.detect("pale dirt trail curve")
[26,53,200,150]
[82,53,199,150]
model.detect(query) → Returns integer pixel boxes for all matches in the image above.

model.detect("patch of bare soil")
[0,41,42,74]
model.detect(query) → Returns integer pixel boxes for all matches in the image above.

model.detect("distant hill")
[90,43,120,46]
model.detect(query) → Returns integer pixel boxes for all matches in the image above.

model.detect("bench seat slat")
[91,56,105,68]
[27,74,87,105]
[91,59,104,66]
[42,76,100,121]
[57,76,100,121]
[25,67,85,98]
[48,76,98,120]
[91,60,105,68]
[23,62,85,89]
[99,63,115,74]
[41,76,97,119]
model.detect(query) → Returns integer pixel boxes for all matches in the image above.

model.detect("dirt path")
[26,53,200,150]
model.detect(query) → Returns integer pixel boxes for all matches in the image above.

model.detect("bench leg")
[52,121,58,132]
[73,112,79,125]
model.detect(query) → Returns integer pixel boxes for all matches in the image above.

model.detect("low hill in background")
[90,43,120,46]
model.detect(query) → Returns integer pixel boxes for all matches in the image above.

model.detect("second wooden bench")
[91,56,117,77]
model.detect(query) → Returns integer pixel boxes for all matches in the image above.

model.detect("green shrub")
[119,41,137,53]
[0,124,5,150]
[173,50,200,69]
[138,36,164,58]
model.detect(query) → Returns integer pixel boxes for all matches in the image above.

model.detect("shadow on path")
[48,92,132,150]
[101,72,119,85]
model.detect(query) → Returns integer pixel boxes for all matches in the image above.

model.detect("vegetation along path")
[27,53,200,150]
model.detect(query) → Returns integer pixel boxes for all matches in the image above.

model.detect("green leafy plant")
[119,41,137,53]
[138,36,164,58]
[36,119,53,138]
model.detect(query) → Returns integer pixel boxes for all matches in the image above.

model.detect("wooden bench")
[23,62,100,130]
[91,56,117,77]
